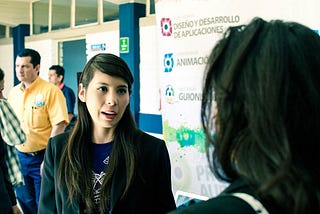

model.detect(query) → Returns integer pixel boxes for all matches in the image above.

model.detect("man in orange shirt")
[8,48,69,213]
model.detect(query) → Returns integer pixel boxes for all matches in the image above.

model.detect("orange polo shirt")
[8,77,69,152]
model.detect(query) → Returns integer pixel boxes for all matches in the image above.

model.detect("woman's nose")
[106,94,116,105]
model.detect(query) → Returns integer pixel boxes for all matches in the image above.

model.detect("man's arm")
[68,113,74,123]
[50,121,67,137]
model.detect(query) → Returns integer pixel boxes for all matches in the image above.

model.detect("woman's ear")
[78,83,86,102]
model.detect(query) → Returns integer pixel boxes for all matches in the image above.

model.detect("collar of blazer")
[109,150,127,212]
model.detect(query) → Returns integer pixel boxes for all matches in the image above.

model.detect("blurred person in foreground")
[39,53,176,213]
[170,17,320,213]
[0,123,22,214]
[48,65,76,131]
[0,68,24,214]
[0,68,25,189]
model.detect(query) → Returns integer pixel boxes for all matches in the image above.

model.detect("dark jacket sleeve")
[38,137,58,213]
[111,132,176,214]
[154,138,177,213]
[137,133,176,213]
[38,132,79,214]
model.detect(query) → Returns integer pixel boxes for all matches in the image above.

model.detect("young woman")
[38,53,176,214]
[171,17,320,213]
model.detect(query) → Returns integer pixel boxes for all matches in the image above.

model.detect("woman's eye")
[118,88,127,95]
[97,86,108,92]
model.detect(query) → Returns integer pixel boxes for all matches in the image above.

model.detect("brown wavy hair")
[201,17,320,213]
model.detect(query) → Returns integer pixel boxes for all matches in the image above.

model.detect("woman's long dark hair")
[201,17,320,213]
[58,53,138,213]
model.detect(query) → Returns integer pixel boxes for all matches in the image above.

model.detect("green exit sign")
[119,37,129,53]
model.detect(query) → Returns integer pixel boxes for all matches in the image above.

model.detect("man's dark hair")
[17,48,41,68]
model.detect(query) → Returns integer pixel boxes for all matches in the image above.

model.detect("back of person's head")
[0,67,4,81]
[49,65,65,82]
[201,17,320,213]
[17,48,41,68]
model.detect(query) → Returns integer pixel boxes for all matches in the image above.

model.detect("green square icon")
[119,37,129,53]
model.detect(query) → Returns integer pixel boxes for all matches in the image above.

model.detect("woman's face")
[79,70,130,131]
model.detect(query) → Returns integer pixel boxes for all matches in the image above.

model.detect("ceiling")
[0,0,30,26]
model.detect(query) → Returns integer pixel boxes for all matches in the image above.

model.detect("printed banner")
[155,0,320,198]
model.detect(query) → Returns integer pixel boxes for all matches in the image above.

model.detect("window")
[52,0,71,30]
[149,0,155,15]
[33,0,49,34]
[103,1,119,22]
[75,0,98,26]
[0,25,6,38]
[30,0,133,34]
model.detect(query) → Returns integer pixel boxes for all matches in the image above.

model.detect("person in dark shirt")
[39,53,176,213]
[48,65,76,131]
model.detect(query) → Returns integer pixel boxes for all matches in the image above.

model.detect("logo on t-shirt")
[34,93,45,107]
[92,155,110,205]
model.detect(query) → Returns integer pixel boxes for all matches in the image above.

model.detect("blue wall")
[62,39,86,116]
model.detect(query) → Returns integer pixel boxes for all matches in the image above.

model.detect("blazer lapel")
[109,155,126,212]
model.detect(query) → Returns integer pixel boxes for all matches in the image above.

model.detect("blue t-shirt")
[91,141,113,213]
[61,84,76,114]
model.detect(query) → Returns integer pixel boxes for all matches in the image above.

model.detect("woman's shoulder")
[48,132,69,152]
[134,131,167,156]
[139,131,163,143]
[136,131,165,148]
[170,180,262,214]
[170,195,257,214]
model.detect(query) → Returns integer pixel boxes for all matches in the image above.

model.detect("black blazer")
[38,131,176,214]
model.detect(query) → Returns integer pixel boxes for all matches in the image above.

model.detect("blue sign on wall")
[90,43,106,51]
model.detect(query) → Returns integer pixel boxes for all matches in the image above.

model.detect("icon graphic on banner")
[165,85,175,104]
[161,18,173,36]
[164,53,174,72]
